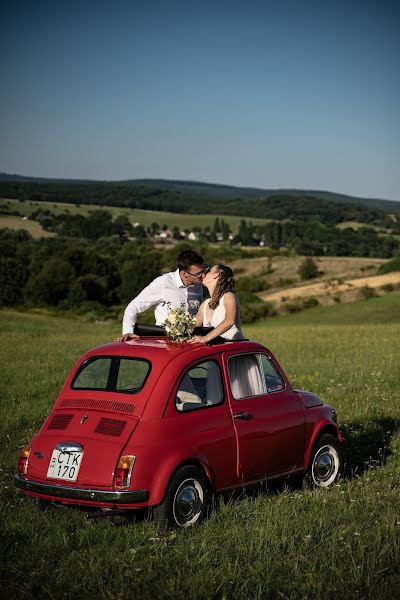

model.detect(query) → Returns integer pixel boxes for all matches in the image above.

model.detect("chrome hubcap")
[312,445,339,487]
[173,478,204,527]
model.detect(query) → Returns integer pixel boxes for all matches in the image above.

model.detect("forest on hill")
[1,176,400,320]
[1,179,399,229]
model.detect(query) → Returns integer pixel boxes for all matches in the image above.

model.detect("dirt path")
[259,271,400,305]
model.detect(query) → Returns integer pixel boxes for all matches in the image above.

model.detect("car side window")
[228,353,267,399]
[175,361,223,412]
[260,354,285,392]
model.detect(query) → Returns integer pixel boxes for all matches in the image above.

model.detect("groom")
[116,249,207,342]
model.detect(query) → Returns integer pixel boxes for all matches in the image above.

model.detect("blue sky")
[1,0,399,200]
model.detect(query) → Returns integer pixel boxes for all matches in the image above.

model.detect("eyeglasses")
[183,266,209,279]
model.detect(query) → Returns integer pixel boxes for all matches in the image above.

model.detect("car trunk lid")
[27,405,140,488]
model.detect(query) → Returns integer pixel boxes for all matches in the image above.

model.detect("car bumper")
[14,474,148,503]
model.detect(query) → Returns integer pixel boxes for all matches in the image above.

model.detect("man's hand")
[114,333,140,342]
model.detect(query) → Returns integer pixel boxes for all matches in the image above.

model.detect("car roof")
[82,337,269,365]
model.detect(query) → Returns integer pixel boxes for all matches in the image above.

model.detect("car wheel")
[152,465,210,529]
[305,434,343,488]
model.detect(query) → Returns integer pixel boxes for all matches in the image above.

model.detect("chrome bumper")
[15,475,148,503]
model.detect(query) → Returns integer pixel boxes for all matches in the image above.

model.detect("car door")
[225,351,306,482]
[164,358,238,491]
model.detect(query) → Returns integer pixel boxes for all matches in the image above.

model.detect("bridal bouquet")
[164,305,196,342]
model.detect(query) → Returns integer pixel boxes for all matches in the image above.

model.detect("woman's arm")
[194,300,206,327]
[191,293,237,344]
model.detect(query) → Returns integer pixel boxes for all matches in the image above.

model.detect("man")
[116,249,207,342]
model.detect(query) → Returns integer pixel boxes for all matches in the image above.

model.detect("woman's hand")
[189,335,207,344]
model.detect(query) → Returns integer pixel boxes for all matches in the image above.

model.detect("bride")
[190,264,245,344]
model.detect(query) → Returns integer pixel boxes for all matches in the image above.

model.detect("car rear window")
[71,356,150,393]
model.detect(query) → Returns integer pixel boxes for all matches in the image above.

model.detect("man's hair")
[177,249,205,271]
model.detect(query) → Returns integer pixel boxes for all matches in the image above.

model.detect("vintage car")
[15,326,344,528]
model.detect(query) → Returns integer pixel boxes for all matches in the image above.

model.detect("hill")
[1,172,399,213]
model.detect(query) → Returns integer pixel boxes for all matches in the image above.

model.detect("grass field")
[1,298,399,599]
[0,197,270,235]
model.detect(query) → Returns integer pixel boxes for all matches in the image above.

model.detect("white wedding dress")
[202,294,245,341]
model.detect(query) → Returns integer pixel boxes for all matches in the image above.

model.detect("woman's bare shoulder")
[223,291,237,303]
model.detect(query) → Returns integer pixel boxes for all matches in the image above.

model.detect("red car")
[15,326,344,528]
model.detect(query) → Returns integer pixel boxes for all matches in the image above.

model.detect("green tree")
[25,258,74,305]
[298,257,319,280]
[119,251,163,305]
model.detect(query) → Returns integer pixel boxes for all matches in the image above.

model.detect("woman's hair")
[209,265,235,309]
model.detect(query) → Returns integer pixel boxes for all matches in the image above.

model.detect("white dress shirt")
[122,269,203,334]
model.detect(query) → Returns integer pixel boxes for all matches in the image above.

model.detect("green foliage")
[237,291,275,323]
[0,256,29,306]
[2,180,396,226]
[358,285,378,300]
[298,257,319,280]
[302,297,320,309]
[25,257,75,306]
[236,275,270,293]
[119,250,163,305]
[377,255,400,274]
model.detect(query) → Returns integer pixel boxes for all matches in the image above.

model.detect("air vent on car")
[94,417,127,437]
[47,414,73,430]
[60,398,135,414]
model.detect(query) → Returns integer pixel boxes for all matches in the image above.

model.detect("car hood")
[27,407,140,488]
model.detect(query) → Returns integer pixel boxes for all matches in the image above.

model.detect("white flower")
[163,304,196,341]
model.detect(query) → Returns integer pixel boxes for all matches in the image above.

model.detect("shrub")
[302,297,319,309]
[358,285,378,300]
[298,257,319,280]
[284,302,302,314]
[378,255,400,274]
[236,275,270,293]
[236,291,276,323]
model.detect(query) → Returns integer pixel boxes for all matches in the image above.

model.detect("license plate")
[47,449,83,482]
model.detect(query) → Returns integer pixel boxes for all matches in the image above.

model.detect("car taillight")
[18,444,31,475]
[114,455,135,489]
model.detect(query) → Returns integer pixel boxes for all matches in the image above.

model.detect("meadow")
[0,197,270,236]
[1,296,400,599]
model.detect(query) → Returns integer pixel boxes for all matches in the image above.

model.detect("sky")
[1,0,399,200]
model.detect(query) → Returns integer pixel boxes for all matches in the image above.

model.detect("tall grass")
[1,303,399,600]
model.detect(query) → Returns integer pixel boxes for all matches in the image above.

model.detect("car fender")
[140,447,213,506]
[304,419,343,471]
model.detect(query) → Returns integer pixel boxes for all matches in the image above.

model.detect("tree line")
[21,207,400,258]
[1,180,398,229]
[0,231,272,323]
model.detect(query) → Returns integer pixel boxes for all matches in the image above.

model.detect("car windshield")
[71,356,151,393]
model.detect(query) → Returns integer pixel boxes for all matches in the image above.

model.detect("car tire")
[152,465,210,529]
[304,433,343,488]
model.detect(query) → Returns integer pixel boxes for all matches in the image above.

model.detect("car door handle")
[233,412,253,420]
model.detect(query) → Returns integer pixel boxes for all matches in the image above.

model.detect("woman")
[190,264,245,344]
